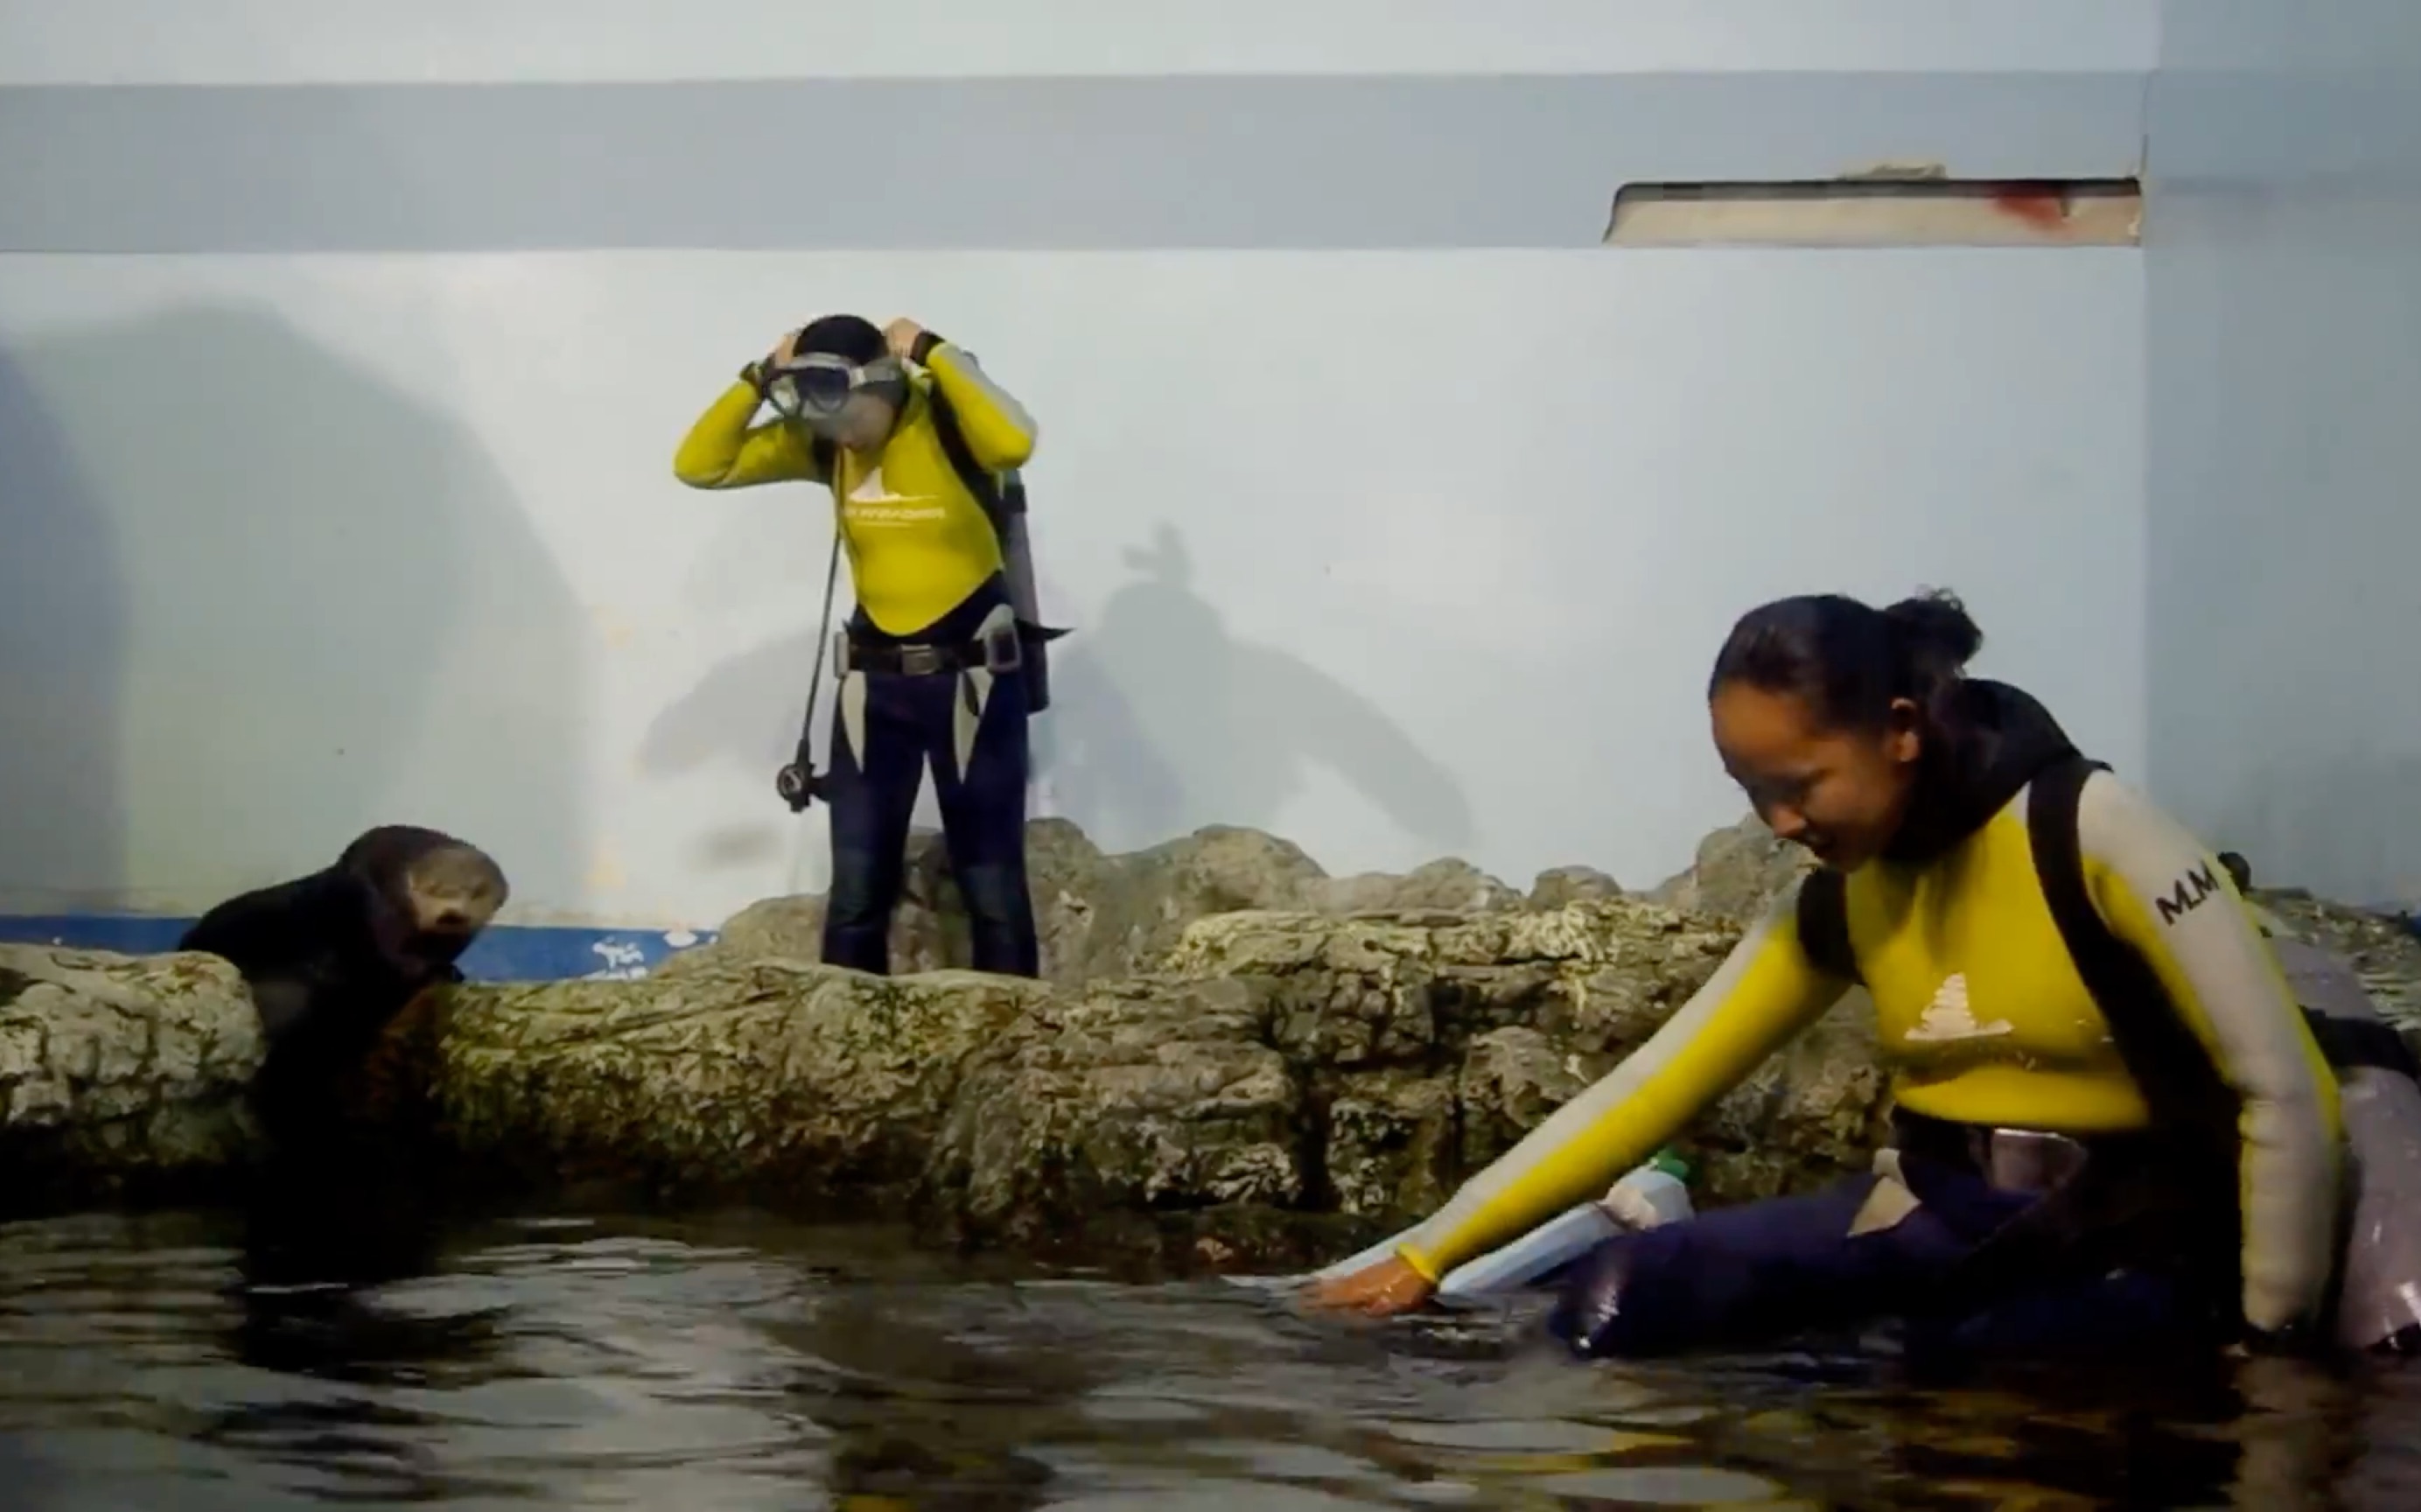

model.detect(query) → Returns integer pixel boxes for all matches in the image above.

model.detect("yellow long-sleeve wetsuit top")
[1393,682,2344,1336]
[671,340,1039,635]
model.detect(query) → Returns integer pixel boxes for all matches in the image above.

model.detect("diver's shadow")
[646,521,1475,864]
[1032,522,1474,857]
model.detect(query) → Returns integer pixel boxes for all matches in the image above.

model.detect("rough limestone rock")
[0,945,262,1205]
[0,883,1889,1265]
[1316,858,1529,917]
[668,820,1329,988]
[1647,810,1811,923]
[19,808,2415,1273]
[1160,900,1891,1214]
[1526,865,1626,910]
[419,897,1871,1262]
[677,812,1607,991]
[2251,888,2421,1032]
[669,820,1542,990]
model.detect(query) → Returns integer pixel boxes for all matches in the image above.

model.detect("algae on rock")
[304,886,1886,1254]
[0,944,262,1205]
[14,810,2416,1274]
[423,897,1836,1251]
[2252,887,2421,1031]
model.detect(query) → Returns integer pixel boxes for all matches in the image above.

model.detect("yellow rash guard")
[1393,768,2342,1334]
[671,342,1039,634]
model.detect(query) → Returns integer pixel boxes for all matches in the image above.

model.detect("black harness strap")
[2027,755,2416,1081]
[1794,867,1862,984]
[925,388,1015,539]
[923,388,1064,714]
[2024,756,2246,1142]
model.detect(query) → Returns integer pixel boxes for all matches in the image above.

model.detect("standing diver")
[675,314,1045,978]
[1311,589,2360,1363]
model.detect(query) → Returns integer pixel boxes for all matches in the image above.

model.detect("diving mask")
[762,351,906,421]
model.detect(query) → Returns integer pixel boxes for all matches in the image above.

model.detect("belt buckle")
[1983,1128,2089,1194]
[981,624,1023,674]
[899,645,943,676]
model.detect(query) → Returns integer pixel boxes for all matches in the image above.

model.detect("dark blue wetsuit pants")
[820,659,1039,978]
[1548,1155,2222,1364]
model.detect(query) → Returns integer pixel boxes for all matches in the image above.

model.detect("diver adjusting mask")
[762,351,907,424]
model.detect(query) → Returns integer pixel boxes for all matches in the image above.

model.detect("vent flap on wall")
[1606,176,2141,248]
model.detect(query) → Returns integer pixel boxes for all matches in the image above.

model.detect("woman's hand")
[883,318,927,362]
[1303,1255,1436,1318]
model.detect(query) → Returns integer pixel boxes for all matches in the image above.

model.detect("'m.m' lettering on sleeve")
[2154,860,2223,927]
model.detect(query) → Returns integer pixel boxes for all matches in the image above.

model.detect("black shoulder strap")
[1794,868,1865,984]
[2034,758,2419,1093]
[923,387,1011,540]
[2026,755,2242,1133]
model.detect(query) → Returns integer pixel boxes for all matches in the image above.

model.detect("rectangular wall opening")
[1606,177,2142,248]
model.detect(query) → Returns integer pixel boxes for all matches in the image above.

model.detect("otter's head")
[402,843,510,940]
[339,824,510,970]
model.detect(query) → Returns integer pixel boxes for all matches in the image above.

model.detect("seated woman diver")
[1308,589,2352,1362]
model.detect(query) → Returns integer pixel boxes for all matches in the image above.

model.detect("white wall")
[0,252,2146,926]
[2145,0,2421,904]
[0,0,2154,930]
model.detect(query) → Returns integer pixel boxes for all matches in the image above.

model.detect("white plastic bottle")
[1432,1155,1695,1307]
[1600,1162,1695,1231]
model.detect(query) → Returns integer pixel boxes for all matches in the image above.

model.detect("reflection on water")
[0,1207,2418,1509]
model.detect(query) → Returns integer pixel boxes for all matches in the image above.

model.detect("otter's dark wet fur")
[179,824,507,1151]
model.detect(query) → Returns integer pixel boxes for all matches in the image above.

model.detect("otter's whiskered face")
[340,825,508,974]
[400,847,508,962]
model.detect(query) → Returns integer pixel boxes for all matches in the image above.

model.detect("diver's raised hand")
[742,328,805,394]
[1304,1254,1435,1318]
[891,317,944,365]
[883,317,928,363]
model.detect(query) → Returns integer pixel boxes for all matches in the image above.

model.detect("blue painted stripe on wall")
[0,72,2148,253]
[0,915,719,982]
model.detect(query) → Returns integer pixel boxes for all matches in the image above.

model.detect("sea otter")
[179,824,508,1150]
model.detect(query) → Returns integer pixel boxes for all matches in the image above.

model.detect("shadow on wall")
[0,346,125,910]
[1035,523,1474,857]
[640,521,1473,864]
[0,303,587,914]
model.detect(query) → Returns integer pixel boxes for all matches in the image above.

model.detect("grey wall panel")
[0,72,2146,253]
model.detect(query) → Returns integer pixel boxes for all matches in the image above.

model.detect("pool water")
[2,1205,2418,1509]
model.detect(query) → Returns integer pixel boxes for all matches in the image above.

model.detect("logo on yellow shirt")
[843,465,946,526]
[1903,973,2015,1043]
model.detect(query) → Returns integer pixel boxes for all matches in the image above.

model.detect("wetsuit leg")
[927,668,1040,979]
[1549,1169,2034,1359]
[821,671,927,975]
[1914,1268,2221,1367]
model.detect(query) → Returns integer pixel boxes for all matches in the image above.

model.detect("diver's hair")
[1707,587,1984,736]
[793,314,887,365]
